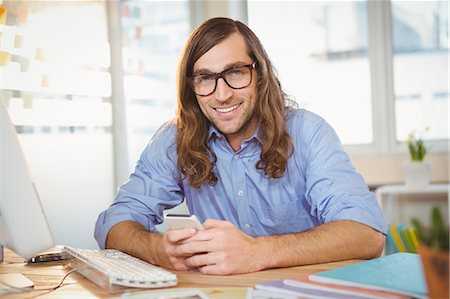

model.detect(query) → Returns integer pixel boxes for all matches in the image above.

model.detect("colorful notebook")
[284,276,408,299]
[309,253,427,299]
[255,279,370,299]
[389,224,407,252]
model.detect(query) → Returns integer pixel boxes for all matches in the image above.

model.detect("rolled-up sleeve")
[94,123,184,249]
[301,113,388,235]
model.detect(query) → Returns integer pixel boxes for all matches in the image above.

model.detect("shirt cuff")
[324,199,388,235]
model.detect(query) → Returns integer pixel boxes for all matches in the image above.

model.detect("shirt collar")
[207,125,221,141]
[207,124,263,145]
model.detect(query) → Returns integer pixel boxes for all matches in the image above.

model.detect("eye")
[229,68,243,76]
[196,74,215,83]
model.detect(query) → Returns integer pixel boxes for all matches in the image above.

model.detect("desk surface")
[0,248,358,298]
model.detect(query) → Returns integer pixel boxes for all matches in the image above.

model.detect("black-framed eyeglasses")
[188,62,256,96]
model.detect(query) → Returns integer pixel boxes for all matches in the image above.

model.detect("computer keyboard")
[63,246,177,292]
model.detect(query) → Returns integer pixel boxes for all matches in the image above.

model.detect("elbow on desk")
[364,231,386,259]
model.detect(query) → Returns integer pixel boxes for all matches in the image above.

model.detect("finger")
[170,262,191,271]
[181,229,214,243]
[185,251,219,268]
[199,264,228,275]
[166,228,197,243]
[175,240,212,256]
[203,219,234,229]
[170,257,196,271]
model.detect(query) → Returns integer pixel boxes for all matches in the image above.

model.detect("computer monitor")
[0,99,54,261]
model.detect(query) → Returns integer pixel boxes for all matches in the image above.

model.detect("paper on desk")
[118,287,252,299]
[201,287,251,299]
[248,287,298,299]
[116,288,208,299]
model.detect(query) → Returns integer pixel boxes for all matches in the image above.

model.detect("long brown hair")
[176,17,295,188]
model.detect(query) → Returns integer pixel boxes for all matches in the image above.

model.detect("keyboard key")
[63,246,177,291]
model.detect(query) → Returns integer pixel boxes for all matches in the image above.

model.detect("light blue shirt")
[95,109,387,249]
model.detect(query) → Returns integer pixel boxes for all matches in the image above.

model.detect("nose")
[214,78,233,102]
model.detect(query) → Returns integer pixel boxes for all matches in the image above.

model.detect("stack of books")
[254,253,427,299]
[386,224,420,254]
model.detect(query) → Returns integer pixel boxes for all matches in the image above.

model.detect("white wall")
[352,153,449,187]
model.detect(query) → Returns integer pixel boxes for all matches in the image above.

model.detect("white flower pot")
[403,162,431,188]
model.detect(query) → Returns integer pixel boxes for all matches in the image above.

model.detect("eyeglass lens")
[192,65,253,96]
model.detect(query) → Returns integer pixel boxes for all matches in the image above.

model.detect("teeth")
[216,104,240,113]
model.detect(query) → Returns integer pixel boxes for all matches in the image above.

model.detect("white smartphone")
[164,214,204,231]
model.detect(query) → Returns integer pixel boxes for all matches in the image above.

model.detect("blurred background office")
[0,0,448,249]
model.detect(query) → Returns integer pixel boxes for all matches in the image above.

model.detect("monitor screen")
[0,100,54,259]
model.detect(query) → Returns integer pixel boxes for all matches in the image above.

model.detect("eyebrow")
[193,61,251,76]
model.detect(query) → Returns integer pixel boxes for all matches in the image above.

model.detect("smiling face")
[193,33,258,151]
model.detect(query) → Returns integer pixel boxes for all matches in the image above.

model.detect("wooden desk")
[0,248,357,298]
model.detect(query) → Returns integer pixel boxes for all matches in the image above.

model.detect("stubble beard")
[215,105,258,138]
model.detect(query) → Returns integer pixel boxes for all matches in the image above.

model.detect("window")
[247,0,449,152]
[0,1,114,249]
[248,1,372,145]
[119,0,191,168]
[391,1,448,142]
[1,1,111,131]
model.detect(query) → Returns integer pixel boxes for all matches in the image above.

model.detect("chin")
[220,122,243,133]
[217,128,236,135]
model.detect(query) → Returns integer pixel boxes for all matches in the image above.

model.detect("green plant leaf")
[417,140,426,161]
[408,143,418,161]
[430,207,450,250]
[407,132,427,161]
[413,207,449,251]
[411,218,431,246]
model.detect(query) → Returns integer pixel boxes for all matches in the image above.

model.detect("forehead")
[193,32,251,73]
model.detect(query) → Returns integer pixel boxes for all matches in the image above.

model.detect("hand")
[156,228,199,271]
[176,219,265,275]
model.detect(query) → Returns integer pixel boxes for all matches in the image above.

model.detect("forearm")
[257,220,385,269]
[105,221,164,266]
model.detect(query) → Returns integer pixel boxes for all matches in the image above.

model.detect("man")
[95,17,387,275]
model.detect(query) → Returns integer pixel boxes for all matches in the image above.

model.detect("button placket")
[230,144,257,234]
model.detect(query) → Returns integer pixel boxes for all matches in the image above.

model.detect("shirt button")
[233,155,239,160]
[244,224,252,230]
[237,190,244,196]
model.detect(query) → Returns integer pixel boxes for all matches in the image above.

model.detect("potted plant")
[412,207,449,299]
[403,129,431,188]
